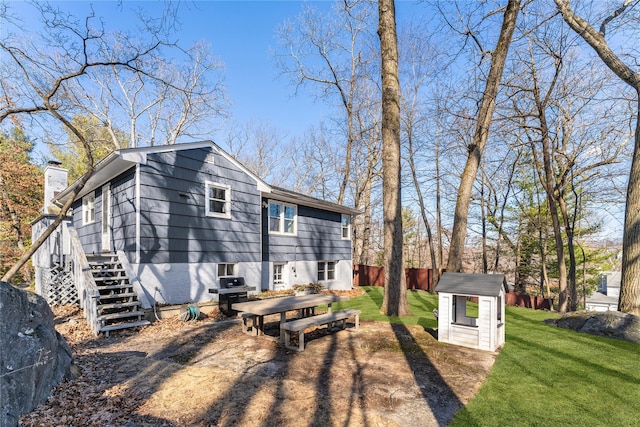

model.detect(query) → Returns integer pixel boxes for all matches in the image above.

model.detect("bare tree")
[0,3,223,282]
[447,0,521,272]
[222,119,289,186]
[379,0,410,316]
[554,0,640,314]
[275,0,377,205]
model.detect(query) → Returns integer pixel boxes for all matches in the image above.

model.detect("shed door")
[101,184,111,252]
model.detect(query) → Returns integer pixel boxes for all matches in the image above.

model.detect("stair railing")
[68,227,101,336]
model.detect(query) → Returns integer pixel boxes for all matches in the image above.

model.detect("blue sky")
[5,0,433,148]
[82,1,336,138]
[4,0,344,142]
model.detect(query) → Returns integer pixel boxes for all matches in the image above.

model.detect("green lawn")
[338,287,640,427]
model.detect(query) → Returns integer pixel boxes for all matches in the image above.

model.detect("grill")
[209,276,255,315]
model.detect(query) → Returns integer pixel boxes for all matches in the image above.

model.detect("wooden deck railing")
[68,227,101,335]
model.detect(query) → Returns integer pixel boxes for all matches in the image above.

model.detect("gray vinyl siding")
[263,204,351,262]
[110,168,137,254]
[73,189,101,254]
[138,148,262,264]
[73,168,137,256]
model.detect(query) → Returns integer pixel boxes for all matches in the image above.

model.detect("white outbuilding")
[435,272,506,352]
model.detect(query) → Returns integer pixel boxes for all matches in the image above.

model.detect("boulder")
[550,310,640,344]
[0,281,74,427]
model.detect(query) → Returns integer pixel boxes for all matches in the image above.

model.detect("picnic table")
[231,293,348,341]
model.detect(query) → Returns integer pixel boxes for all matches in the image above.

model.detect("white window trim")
[317,260,337,282]
[217,263,236,278]
[268,200,297,236]
[273,263,286,287]
[341,214,351,240]
[82,192,95,225]
[205,181,231,219]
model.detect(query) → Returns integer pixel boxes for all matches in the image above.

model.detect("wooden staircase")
[86,253,150,336]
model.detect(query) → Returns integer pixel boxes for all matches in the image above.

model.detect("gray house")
[586,271,621,312]
[33,141,358,333]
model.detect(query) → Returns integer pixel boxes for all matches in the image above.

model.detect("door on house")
[101,184,111,252]
[273,263,286,290]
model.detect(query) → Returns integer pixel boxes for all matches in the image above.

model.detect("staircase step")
[96,283,133,290]
[99,320,151,334]
[99,292,138,300]
[91,268,125,274]
[88,262,120,268]
[98,301,141,310]
[94,276,128,283]
[98,310,145,321]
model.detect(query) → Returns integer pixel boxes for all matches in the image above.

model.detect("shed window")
[82,193,95,225]
[341,214,351,239]
[205,181,231,218]
[268,201,297,235]
[318,261,336,282]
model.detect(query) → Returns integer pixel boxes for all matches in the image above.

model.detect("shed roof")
[435,272,507,297]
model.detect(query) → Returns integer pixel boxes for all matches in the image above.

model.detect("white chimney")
[43,160,68,213]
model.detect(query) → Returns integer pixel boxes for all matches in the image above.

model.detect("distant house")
[33,141,359,311]
[436,273,506,352]
[586,271,620,312]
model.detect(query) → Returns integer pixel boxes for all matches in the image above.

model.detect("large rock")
[0,281,74,427]
[550,310,640,344]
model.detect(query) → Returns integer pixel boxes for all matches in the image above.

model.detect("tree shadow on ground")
[390,322,464,426]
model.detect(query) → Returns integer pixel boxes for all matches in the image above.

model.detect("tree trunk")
[378,0,410,316]
[620,94,640,315]
[436,138,444,280]
[408,128,439,292]
[554,0,640,315]
[480,178,488,274]
[559,196,577,311]
[447,0,521,272]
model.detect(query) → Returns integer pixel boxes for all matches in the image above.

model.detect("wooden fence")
[504,292,553,310]
[353,264,437,293]
[353,266,553,310]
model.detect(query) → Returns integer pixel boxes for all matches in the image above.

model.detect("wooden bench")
[281,309,361,352]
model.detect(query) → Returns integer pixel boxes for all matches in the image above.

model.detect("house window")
[341,214,351,239]
[205,181,230,218]
[217,263,235,278]
[318,261,336,282]
[273,263,285,286]
[82,193,95,225]
[268,201,297,235]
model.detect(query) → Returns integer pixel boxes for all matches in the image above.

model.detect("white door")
[101,184,111,252]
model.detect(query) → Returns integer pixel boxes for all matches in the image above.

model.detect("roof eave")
[264,188,361,215]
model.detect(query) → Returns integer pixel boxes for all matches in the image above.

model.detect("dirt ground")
[20,295,497,427]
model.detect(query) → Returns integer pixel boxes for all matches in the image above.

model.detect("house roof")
[435,272,507,297]
[267,186,361,215]
[586,291,619,306]
[603,271,621,289]
[52,140,361,216]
